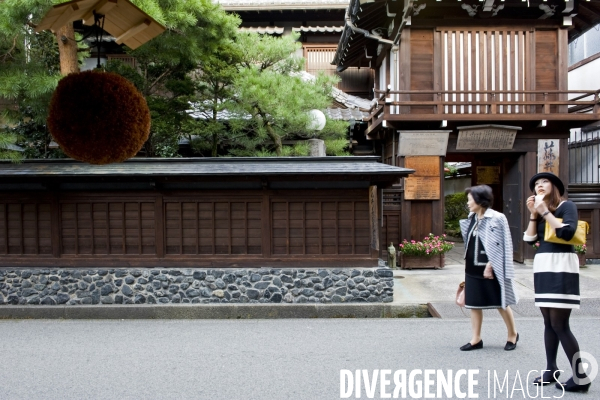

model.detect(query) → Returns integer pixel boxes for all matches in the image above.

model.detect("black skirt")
[464,221,502,309]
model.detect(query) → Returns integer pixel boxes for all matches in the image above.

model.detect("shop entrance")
[445,153,524,263]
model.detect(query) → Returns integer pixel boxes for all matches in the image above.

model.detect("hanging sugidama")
[47,70,151,164]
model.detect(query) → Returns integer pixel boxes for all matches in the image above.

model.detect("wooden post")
[369,185,379,257]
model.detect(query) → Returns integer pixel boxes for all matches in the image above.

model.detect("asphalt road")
[1,317,599,400]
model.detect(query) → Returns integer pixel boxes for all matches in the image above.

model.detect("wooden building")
[334,0,600,260]
[0,157,413,267]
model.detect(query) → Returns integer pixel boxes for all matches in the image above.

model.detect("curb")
[0,303,431,319]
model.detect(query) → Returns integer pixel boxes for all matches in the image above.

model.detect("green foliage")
[0,0,89,158]
[231,32,348,156]
[444,192,468,237]
[399,234,454,257]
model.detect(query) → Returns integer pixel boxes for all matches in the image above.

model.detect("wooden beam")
[115,19,151,45]
[82,0,118,26]
[49,3,80,33]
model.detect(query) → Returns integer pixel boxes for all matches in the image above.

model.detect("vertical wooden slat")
[228,202,232,254]
[74,203,78,255]
[51,195,61,258]
[352,201,355,254]
[105,202,110,254]
[470,30,477,113]
[122,202,126,254]
[487,31,493,101]
[479,30,485,111]
[196,202,199,254]
[495,31,501,110]
[335,201,339,254]
[319,201,323,254]
[455,30,461,113]
[286,201,290,255]
[245,202,249,255]
[462,30,468,114]
[528,29,536,113]
[2,203,8,254]
[303,202,306,255]
[502,32,508,113]
[447,31,454,112]
[516,31,522,113]
[433,30,442,114]
[262,192,270,258]
[90,202,94,254]
[34,203,39,254]
[212,202,216,254]
[508,31,514,113]
[137,202,142,255]
[155,196,164,258]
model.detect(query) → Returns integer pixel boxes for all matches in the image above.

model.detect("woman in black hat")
[524,172,590,393]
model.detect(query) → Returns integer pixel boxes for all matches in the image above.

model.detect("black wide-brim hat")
[529,172,565,196]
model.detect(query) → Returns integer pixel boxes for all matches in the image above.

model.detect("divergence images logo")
[574,351,598,385]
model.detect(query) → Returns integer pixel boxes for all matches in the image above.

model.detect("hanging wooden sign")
[404,177,440,200]
[538,139,560,175]
[404,156,440,177]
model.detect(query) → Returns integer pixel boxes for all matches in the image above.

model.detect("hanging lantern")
[47,70,151,164]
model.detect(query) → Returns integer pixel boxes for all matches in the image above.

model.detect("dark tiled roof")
[292,26,344,33]
[0,157,414,178]
[325,107,368,121]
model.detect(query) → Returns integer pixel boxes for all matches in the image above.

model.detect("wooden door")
[503,156,524,263]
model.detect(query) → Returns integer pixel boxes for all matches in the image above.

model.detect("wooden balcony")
[365,89,600,135]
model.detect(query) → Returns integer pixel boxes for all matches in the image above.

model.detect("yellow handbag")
[544,218,589,245]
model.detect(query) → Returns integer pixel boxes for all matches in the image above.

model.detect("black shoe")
[556,377,591,393]
[504,333,519,351]
[533,370,560,385]
[460,340,483,351]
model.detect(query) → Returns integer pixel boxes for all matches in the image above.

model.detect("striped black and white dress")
[524,201,580,309]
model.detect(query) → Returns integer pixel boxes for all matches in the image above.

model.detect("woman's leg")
[470,309,483,344]
[497,306,517,342]
[540,307,560,372]
[547,308,587,381]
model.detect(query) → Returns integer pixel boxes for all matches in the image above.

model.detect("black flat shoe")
[504,333,519,351]
[533,370,560,385]
[460,340,483,351]
[556,377,591,393]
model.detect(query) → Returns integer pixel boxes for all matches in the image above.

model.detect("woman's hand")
[526,195,537,215]
[533,195,549,215]
[484,262,494,279]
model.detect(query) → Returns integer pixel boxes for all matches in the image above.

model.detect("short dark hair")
[465,185,494,209]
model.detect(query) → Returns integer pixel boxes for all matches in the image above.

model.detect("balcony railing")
[367,89,600,123]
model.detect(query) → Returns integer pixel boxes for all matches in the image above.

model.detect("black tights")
[540,307,585,379]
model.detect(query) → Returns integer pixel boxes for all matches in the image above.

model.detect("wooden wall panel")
[165,200,262,256]
[535,30,558,112]
[0,202,52,255]
[271,199,370,256]
[61,201,155,255]
[1,189,376,265]
[410,29,435,114]
[410,201,432,241]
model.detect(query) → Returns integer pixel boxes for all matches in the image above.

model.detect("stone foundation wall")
[0,268,394,305]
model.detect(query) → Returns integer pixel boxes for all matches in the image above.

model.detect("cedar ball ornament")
[48,71,151,164]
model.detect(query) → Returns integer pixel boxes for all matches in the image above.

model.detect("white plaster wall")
[568,58,600,92]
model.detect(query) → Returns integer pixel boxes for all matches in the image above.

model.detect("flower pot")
[577,253,586,268]
[400,254,445,270]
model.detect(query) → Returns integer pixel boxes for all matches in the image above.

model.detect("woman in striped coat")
[524,172,590,393]
[459,185,519,352]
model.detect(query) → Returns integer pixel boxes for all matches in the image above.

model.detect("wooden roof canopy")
[35,0,166,50]
[334,0,600,71]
